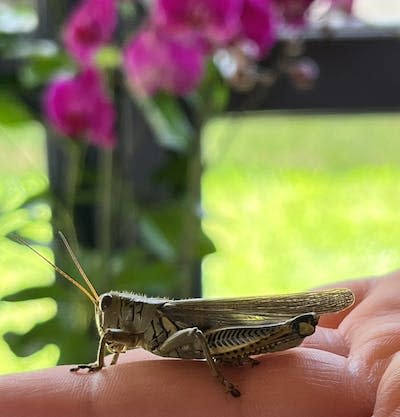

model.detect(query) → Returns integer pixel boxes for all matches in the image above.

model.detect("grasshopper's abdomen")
[206,313,318,360]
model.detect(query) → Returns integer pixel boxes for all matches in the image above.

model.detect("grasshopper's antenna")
[57,231,99,301]
[12,234,97,305]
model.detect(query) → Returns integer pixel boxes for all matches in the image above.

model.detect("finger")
[0,348,371,417]
[373,351,400,417]
[339,271,400,397]
[317,277,376,328]
[302,326,350,357]
[341,270,400,341]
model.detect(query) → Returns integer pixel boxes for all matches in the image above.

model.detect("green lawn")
[201,113,400,296]
[1,112,400,374]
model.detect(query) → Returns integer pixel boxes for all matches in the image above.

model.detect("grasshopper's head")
[14,233,150,349]
[96,292,125,335]
[96,292,157,340]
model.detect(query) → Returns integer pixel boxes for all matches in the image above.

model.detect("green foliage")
[0,120,58,372]
[139,93,196,152]
[193,61,230,117]
[19,51,73,89]
[0,91,33,126]
[1,90,217,367]
[94,46,122,70]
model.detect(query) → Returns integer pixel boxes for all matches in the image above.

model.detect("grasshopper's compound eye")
[100,294,113,310]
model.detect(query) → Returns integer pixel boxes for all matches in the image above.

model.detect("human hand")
[1,272,399,417]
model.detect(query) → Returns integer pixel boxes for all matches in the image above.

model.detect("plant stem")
[179,127,203,297]
[63,140,86,245]
[97,148,113,263]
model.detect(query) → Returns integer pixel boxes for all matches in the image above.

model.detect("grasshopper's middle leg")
[156,327,241,397]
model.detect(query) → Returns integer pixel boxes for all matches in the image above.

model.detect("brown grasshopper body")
[15,233,355,398]
[73,289,354,397]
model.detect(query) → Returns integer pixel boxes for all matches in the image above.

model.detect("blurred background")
[0,0,400,374]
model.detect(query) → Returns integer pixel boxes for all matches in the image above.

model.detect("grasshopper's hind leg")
[110,351,120,365]
[156,327,241,397]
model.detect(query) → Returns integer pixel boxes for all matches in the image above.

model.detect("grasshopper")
[16,233,354,397]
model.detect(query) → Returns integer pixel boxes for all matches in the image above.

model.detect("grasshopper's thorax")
[96,292,162,347]
[96,292,180,354]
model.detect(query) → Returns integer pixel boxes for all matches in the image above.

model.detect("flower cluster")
[43,67,116,148]
[44,0,117,148]
[62,0,117,64]
[43,0,353,148]
[124,0,277,97]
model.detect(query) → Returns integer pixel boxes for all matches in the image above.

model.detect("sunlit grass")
[202,113,400,296]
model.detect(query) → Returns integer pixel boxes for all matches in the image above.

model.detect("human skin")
[1,272,400,417]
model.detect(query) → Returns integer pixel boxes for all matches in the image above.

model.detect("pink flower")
[153,0,242,46]
[272,0,313,26]
[238,0,277,59]
[123,27,206,97]
[43,67,116,148]
[62,0,117,65]
[332,0,353,13]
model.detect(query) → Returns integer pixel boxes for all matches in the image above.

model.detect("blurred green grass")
[202,113,400,296]
[1,112,400,375]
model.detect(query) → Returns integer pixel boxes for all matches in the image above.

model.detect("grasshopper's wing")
[161,288,354,330]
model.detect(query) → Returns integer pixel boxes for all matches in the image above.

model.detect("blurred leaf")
[2,270,98,365]
[94,45,121,69]
[146,203,214,260]
[139,215,176,262]
[119,0,138,18]
[0,91,32,125]
[4,315,98,364]
[19,53,74,89]
[3,286,55,303]
[198,227,216,258]
[138,93,194,152]
[110,248,180,297]
[0,209,32,236]
[17,221,53,243]
[191,61,230,117]
[4,329,50,357]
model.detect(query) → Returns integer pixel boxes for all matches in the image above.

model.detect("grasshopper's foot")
[226,382,241,398]
[219,377,241,397]
[249,357,260,367]
[70,363,103,373]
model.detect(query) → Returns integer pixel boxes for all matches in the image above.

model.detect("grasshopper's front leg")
[70,333,108,372]
[70,330,131,372]
[156,327,241,398]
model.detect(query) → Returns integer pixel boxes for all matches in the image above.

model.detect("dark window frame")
[229,33,400,113]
